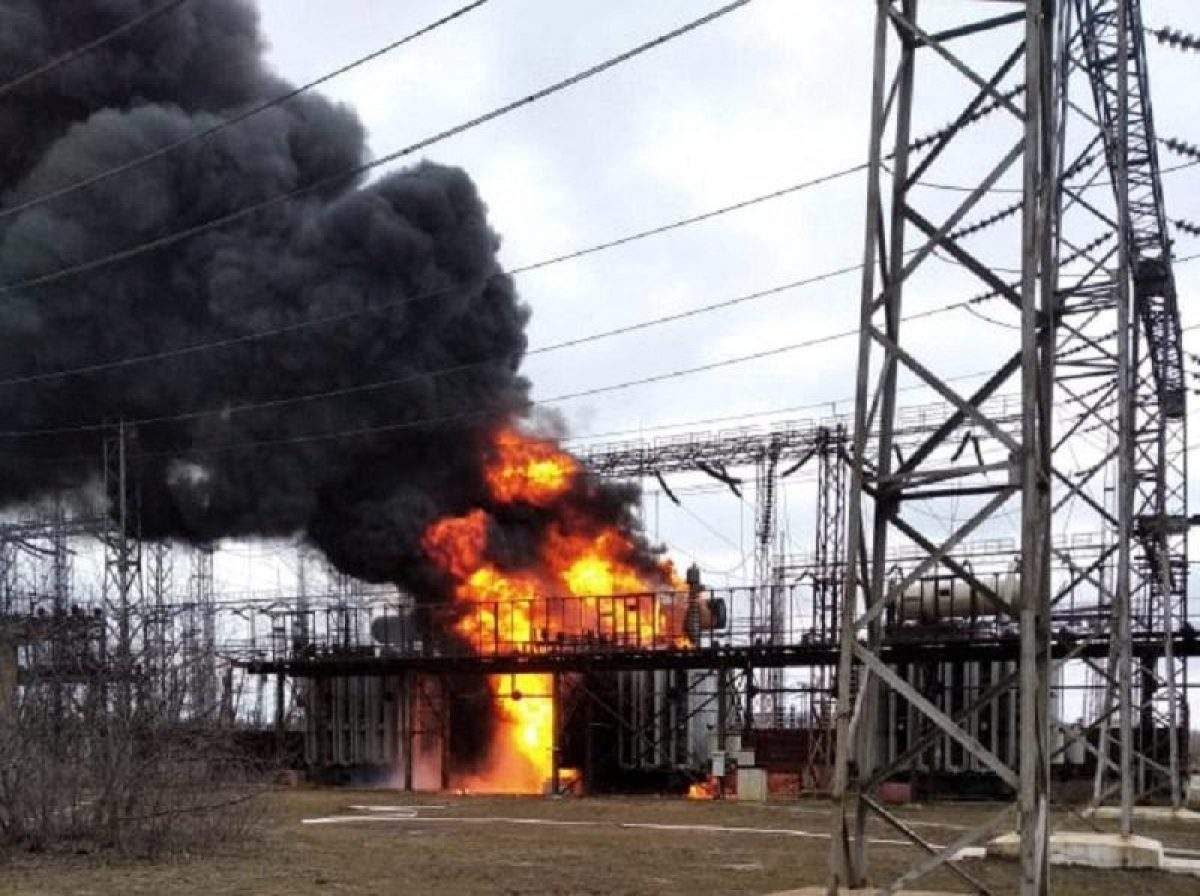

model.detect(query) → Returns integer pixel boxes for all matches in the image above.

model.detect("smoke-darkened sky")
[0,0,541,589]
[245,0,1200,580]
[2,0,1199,601]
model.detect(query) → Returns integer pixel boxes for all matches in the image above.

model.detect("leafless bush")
[0,626,271,859]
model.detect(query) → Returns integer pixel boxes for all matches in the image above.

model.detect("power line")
[0,263,867,436]
[0,0,754,296]
[561,358,1113,447]
[0,142,1134,394]
[0,163,867,390]
[0,0,493,224]
[109,343,1111,464]
[0,0,192,99]
[178,265,1197,457]
[905,157,1199,194]
[13,233,1198,441]
[12,293,1181,463]
[9,238,1036,440]
[0,24,1190,451]
[3,220,1194,448]
[10,300,969,457]
[147,310,949,456]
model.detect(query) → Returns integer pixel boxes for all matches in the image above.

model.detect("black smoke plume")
[0,0,550,591]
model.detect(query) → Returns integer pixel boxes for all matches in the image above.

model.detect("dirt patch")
[2,789,1198,895]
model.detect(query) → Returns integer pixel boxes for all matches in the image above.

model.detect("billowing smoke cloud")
[0,0,552,591]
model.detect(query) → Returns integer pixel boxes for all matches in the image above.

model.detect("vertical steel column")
[402,671,413,792]
[830,1,890,885]
[440,675,451,791]
[146,541,172,703]
[102,421,142,719]
[1019,8,1054,891]
[0,640,16,724]
[274,671,286,759]
[742,665,754,737]
[1116,287,1136,832]
[1113,0,1135,833]
[754,447,782,724]
[551,672,561,794]
[1070,0,1188,813]
[829,3,1056,892]
[190,544,216,714]
[717,667,729,752]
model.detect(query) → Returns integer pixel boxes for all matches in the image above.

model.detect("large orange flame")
[421,426,685,793]
[484,427,578,506]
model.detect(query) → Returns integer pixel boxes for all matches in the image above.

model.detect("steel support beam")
[828,5,1057,892]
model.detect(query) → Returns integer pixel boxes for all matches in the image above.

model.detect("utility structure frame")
[829,2,1188,893]
[188,543,216,717]
[102,421,142,716]
[831,3,1056,893]
[582,422,820,726]
[1069,0,1190,822]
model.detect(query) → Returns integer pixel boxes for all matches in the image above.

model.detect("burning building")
[287,426,721,793]
[0,0,734,796]
[419,427,687,791]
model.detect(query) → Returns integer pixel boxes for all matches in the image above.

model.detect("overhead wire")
[0,141,1046,407]
[561,369,998,445]
[9,235,1199,446]
[0,30,1028,353]
[904,154,1199,194]
[8,16,1197,587]
[0,0,192,99]
[2,29,1191,389]
[0,0,755,296]
[0,0,494,224]
[0,33,1031,382]
[1,6,1193,457]
[0,59,1064,384]
[3,300,970,455]
[0,240,1025,440]
[0,265,867,435]
[0,163,868,390]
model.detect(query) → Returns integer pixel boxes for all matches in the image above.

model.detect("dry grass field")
[3,788,1199,895]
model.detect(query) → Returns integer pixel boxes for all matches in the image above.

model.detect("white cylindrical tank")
[897,573,1018,621]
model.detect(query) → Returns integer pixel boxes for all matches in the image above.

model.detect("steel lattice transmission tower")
[828,1,1186,893]
[1072,0,1189,819]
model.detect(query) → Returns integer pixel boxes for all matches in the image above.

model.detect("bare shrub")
[0,622,271,859]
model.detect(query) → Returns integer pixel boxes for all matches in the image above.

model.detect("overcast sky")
[41,0,1190,640]
[207,0,1196,591]
[13,0,1168,732]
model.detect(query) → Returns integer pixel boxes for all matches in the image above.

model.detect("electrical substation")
[4,1,1200,894]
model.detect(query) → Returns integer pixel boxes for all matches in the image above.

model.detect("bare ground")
[3,788,1199,895]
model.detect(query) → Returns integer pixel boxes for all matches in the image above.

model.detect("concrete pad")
[765,890,968,896]
[1161,855,1200,878]
[1083,805,1200,824]
[987,831,1163,869]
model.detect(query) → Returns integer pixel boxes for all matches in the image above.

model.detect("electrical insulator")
[1152,27,1200,53]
